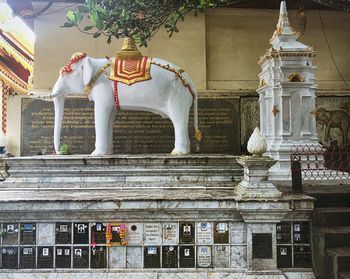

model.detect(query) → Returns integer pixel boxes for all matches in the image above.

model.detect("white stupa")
[257,0,318,180]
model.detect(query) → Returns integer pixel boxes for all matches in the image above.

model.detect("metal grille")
[290,143,350,180]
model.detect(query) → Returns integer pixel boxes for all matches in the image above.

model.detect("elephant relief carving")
[51,52,201,155]
[316,107,350,145]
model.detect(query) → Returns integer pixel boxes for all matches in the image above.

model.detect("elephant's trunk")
[53,95,65,154]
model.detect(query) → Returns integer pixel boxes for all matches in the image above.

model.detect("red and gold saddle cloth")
[109,56,152,85]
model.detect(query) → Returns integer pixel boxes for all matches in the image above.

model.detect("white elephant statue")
[52,53,201,155]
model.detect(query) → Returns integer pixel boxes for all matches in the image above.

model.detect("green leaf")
[83,26,94,31]
[62,21,76,27]
[66,10,76,22]
[77,5,90,13]
[93,32,101,38]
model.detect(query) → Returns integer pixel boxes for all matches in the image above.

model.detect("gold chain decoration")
[84,62,111,97]
[150,61,195,99]
[1,82,14,134]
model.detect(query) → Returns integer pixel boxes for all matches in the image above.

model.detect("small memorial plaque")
[214,245,230,268]
[294,245,312,268]
[179,246,195,268]
[3,223,19,245]
[197,246,212,268]
[143,246,161,268]
[2,247,18,269]
[127,223,143,245]
[162,223,178,245]
[55,246,71,268]
[196,222,213,244]
[162,246,178,268]
[73,223,89,244]
[293,222,310,244]
[37,246,53,268]
[214,222,229,244]
[277,245,292,268]
[91,223,106,244]
[179,222,195,244]
[252,233,272,259]
[20,247,35,268]
[276,222,291,244]
[73,247,89,268]
[91,246,107,268]
[38,223,55,245]
[20,223,36,245]
[56,222,72,244]
[108,223,127,245]
[144,223,162,245]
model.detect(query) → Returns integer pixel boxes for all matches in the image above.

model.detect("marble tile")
[108,246,126,268]
[144,223,162,245]
[38,223,55,245]
[231,245,247,268]
[126,246,142,268]
[214,245,230,268]
[230,222,246,244]
[126,223,143,245]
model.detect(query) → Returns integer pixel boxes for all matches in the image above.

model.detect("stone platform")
[0,154,315,278]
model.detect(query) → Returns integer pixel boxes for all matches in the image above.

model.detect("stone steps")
[3,154,243,186]
[325,247,350,279]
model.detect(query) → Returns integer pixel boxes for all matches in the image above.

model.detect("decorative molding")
[272,105,280,116]
[288,72,305,82]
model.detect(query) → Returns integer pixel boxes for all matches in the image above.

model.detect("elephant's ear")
[82,57,94,86]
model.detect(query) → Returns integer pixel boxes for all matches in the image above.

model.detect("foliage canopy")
[64,0,238,46]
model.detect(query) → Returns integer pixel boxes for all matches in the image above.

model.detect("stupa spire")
[270,0,308,51]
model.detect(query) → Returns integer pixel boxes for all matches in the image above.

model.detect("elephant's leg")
[92,102,114,155]
[107,110,115,154]
[169,109,191,155]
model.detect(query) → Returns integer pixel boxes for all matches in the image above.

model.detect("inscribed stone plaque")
[38,223,55,245]
[2,247,18,269]
[276,222,291,244]
[2,223,18,245]
[179,222,195,244]
[126,223,143,245]
[126,246,142,268]
[73,247,89,268]
[197,246,212,268]
[20,247,35,269]
[143,246,161,268]
[214,245,230,268]
[55,246,71,268]
[144,223,162,245]
[252,233,272,259]
[162,246,178,268]
[230,245,247,268]
[162,223,178,245]
[110,223,127,245]
[196,222,213,244]
[109,246,126,268]
[293,221,310,244]
[277,245,292,268]
[214,222,229,244]
[55,222,71,244]
[37,246,53,268]
[294,245,312,268]
[91,223,106,244]
[20,223,36,245]
[179,246,195,268]
[21,97,240,155]
[230,222,246,244]
[73,223,89,244]
[91,246,107,268]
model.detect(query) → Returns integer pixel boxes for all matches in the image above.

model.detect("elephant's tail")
[188,79,202,142]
